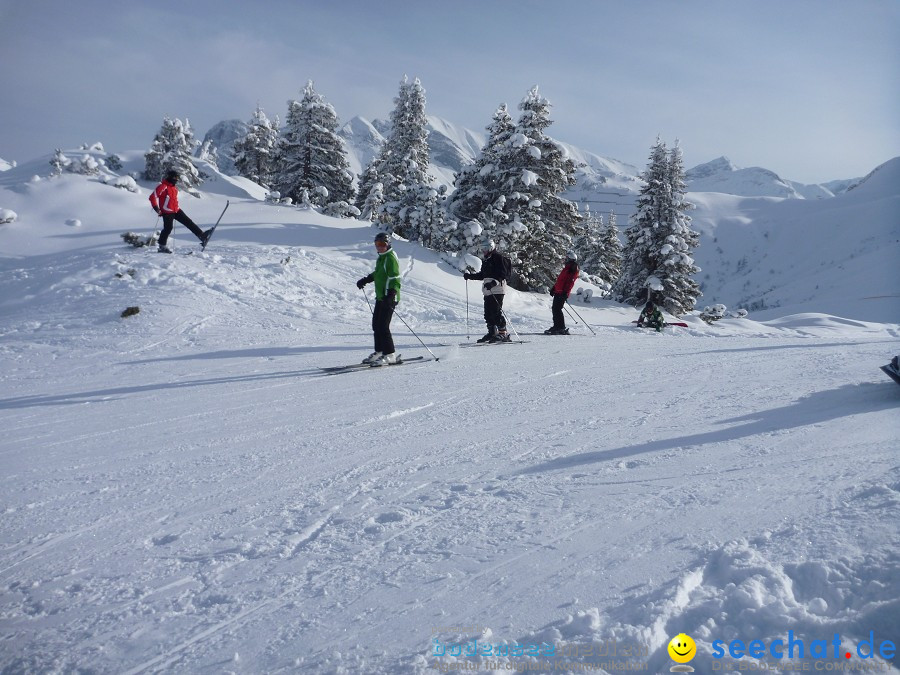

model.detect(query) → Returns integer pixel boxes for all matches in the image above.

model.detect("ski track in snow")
[1,210,899,673]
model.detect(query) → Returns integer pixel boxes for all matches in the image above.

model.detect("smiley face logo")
[667,633,696,663]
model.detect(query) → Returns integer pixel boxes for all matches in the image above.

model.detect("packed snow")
[1,157,898,673]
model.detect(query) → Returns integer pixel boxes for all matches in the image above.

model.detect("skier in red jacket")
[149,169,211,253]
[545,250,579,335]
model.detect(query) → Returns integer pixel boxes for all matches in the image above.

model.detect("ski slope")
[1,171,898,673]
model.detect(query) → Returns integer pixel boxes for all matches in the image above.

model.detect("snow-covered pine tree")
[196,139,219,169]
[601,211,623,286]
[612,137,668,306]
[276,81,355,210]
[353,77,434,236]
[654,141,701,314]
[354,163,382,216]
[233,105,280,187]
[573,206,605,277]
[359,181,385,221]
[447,103,516,226]
[142,117,202,189]
[428,105,518,258]
[376,77,435,239]
[612,138,700,315]
[409,183,459,250]
[495,87,581,290]
[577,209,623,295]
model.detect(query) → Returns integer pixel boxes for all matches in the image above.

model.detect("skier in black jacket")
[464,238,513,342]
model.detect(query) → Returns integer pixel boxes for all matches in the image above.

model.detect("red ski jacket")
[551,261,579,297]
[149,179,179,214]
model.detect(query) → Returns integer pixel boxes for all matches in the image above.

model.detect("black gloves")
[463,272,471,280]
[153,206,161,215]
[356,273,374,289]
[386,289,398,308]
[484,280,498,290]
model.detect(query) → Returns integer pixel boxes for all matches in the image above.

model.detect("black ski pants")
[484,293,507,333]
[159,210,205,245]
[551,293,567,329]
[372,299,395,355]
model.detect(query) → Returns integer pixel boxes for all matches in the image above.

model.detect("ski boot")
[370,352,399,367]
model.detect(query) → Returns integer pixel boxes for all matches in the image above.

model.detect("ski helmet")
[481,236,495,253]
[645,300,656,311]
[374,232,390,245]
[165,169,179,183]
[566,250,577,261]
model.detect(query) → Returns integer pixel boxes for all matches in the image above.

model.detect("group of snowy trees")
[142,79,701,314]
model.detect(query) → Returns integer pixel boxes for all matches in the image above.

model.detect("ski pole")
[361,287,373,314]
[491,292,521,341]
[394,309,440,362]
[149,213,160,244]
[465,277,470,341]
[563,304,585,332]
[565,301,596,335]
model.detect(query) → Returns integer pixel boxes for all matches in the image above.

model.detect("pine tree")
[655,141,701,314]
[613,138,668,306]
[494,87,581,290]
[143,117,202,189]
[233,105,280,187]
[601,211,623,285]
[359,77,434,237]
[612,138,700,315]
[447,103,516,225]
[359,181,384,221]
[276,81,355,210]
[355,163,381,214]
[573,207,605,275]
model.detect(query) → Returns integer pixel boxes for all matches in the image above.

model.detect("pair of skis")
[318,355,431,375]
[460,339,527,347]
[631,320,689,328]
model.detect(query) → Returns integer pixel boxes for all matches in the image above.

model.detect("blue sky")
[1,0,897,183]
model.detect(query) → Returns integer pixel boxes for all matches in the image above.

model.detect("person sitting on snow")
[637,300,665,332]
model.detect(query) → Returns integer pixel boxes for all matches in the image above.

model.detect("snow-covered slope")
[691,156,900,321]
[687,156,805,198]
[1,164,898,673]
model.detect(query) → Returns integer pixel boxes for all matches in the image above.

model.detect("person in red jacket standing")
[545,250,579,335]
[149,169,211,253]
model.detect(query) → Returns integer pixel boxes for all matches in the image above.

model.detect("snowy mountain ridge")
[685,156,854,199]
[196,114,856,204]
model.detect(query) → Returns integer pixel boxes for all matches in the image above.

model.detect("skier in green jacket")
[356,232,402,366]
[636,300,665,332]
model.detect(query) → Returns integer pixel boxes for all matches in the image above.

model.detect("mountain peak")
[686,156,738,180]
